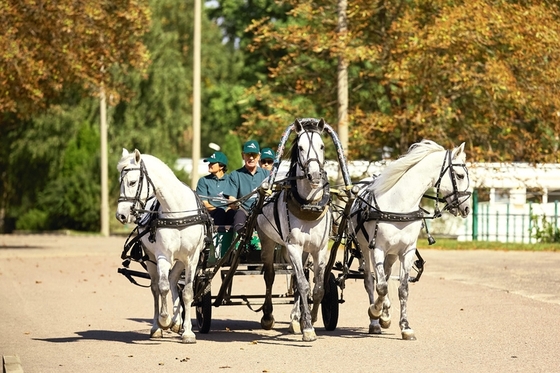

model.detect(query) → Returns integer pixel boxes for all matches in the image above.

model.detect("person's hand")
[227,199,240,210]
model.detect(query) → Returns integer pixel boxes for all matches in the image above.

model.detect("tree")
[0,0,151,117]
[240,0,560,162]
[1,0,253,232]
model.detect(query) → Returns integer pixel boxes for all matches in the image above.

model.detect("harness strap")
[273,193,284,241]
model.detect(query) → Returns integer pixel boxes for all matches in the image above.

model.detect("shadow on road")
[33,330,160,345]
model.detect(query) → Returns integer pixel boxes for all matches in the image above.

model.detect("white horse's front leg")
[180,260,198,344]
[157,257,172,329]
[368,248,391,329]
[398,250,417,340]
[362,249,380,334]
[289,286,302,334]
[169,261,185,334]
[310,250,327,324]
[288,246,316,342]
[145,260,163,338]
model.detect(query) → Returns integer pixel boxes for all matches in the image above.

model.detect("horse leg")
[309,250,326,324]
[378,254,397,329]
[156,257,173,329]
[289,247,316,342]
[368,248,391,331]
[362,251,380,334]
[169,261,185,334]
[398,250,417,340]
[289,252,306,334]
[145,258,163,338]
[180,259,198,344]
[288,284,302,334]
[259,235,276,330]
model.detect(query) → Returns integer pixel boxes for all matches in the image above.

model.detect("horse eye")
[129,180,137,187]
[456,174,464,180]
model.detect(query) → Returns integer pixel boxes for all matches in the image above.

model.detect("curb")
[2,355,23,373]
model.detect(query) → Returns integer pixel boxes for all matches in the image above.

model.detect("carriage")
[116,118,471,342]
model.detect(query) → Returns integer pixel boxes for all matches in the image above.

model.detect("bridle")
[432,150,472,216]
[294,127,327,186]
[118,160,155,223]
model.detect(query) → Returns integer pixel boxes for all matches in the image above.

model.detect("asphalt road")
[1,234,559,373]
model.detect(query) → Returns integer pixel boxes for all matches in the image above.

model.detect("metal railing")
[464,192,560,243]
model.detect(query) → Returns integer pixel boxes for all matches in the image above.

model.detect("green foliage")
[530,214,560,243]
[16,209,49,231]
[428,238,560,252]
[241,0,560,162]
[3,100,102,232]
[0,0,150,116]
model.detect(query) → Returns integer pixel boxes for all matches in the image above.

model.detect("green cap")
[242,140,260,153]
[260,147,275,160]
[204,151,228,166]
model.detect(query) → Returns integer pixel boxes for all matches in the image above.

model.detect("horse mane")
[372,140,444,195]
[118,151,184,190]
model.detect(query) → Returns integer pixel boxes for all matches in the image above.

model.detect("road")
[1,234,559,373]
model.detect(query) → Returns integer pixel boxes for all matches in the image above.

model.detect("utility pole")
[191,0,201,189]
[337,0,349,183]
[100,88,109,236]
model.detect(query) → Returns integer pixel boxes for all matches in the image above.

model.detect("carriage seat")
[208,225,261,265]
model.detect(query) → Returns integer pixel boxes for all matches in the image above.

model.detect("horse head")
[292,118,326,189]
[436,142,471,218]
[115,148,153,224]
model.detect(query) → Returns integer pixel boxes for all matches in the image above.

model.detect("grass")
[422,237,560,252]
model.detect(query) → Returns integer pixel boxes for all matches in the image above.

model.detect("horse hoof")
[368,305,380,319]
[380,317,391,329]
[302,329,317,342]
[170,322,182,334]
[261,316,275,330]
[401,329,416,341]
[150,328,163,339]
[158,315,172,330]
[369,324,382,334]
[288,320,301,334]
[181,334,197,344]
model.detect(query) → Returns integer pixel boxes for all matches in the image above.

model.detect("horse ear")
[134,149,142,164]
[452,142,465,159]
[121,148,129,157]
[317,118,325,132]
[294,118,303,133]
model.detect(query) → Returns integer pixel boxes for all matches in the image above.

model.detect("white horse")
[256,118,332,342]
[116,149,210,343]
[350,140,471,340]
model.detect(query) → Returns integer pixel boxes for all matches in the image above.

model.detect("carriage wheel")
[195,281,212,333]
[321,272,339,331]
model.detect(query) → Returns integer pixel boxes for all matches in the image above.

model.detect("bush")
[16,209,49,231]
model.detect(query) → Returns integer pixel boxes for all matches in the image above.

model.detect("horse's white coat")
[257,119,332,342]
[351,140,471,340]
[116,149,206,343]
